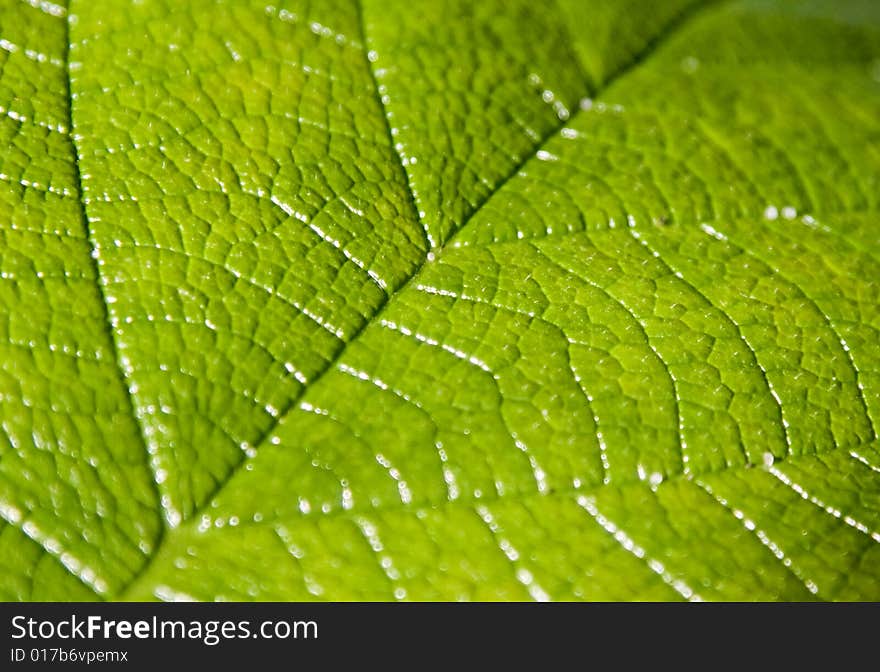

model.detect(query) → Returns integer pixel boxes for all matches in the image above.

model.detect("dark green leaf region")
[1,0,879,601]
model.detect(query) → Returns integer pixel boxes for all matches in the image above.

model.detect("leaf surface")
[1,0,879,601]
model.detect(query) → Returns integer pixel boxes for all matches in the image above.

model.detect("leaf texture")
[1,0,879,601]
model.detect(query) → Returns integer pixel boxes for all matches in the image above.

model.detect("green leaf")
[1,0,879,601]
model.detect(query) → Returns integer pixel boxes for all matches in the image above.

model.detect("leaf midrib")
[222,0,726,522]
[60,0,725,598]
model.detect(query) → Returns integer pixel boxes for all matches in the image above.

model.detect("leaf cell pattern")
[0,0,879,601]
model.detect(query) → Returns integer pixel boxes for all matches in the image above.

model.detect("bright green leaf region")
[1,0,879,602]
